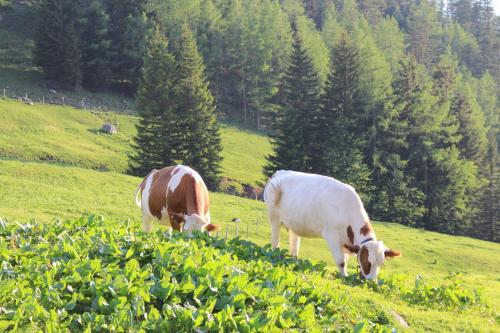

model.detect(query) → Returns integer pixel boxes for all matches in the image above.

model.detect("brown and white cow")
[264,170,400,280]
[134,165,217,234]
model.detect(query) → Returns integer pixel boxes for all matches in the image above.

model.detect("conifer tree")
[448,0,474,31]
[174,25,222,190]
[357,0,385,26]
[450,86,488,164]
[407,1,443,68]
[473,72,499,241]
[475,130,499,241]
[222,0,292,127]
[422,53,481,234]
[318,31,372,197]
[106,0,149,93]
[373,17,405,74]
[321,4,343,47]
[35,0,81,89]
[368,72,425,226]
[129,27,177,176]
[390,57,437,227]
[264,29,322,177]
[79,0,111,92]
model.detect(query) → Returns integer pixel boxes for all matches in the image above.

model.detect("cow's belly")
[277,192,346,239]
[279,213,325,238]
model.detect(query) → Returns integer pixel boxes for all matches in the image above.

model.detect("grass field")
[1,159,499,332]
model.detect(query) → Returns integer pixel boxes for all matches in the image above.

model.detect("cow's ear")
[384,248,401,258]
[205,224,218,232]
[344,244,360,254]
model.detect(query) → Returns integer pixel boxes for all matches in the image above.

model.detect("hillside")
[0,99,270,186]
[1,159,500,331]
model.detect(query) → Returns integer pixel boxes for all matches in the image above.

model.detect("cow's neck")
[354,221,376,245]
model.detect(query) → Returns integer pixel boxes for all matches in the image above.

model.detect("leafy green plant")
[373,273,485,310]
[0,215,489,332]
[0,215,394,332]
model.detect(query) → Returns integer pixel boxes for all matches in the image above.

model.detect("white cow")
[263,170,400,280]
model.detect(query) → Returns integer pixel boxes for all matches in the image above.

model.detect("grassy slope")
[1,160,499,332]
[220,124,271,186]
[0,99,269,185]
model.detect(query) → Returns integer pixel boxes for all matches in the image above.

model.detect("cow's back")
[165,166,209,217]
[146,166,176,220]
[265,171,368,237]
[141,165,209,221]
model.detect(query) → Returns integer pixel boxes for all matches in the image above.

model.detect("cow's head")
[345,240,400,280]
[169,213,218,234]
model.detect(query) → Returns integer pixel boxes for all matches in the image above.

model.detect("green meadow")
[1,99,499,331]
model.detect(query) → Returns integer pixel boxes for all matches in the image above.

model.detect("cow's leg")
[268,209,281,249]
[288,229,301,257]
[343,252,350,273]
[142,214,154,233]
[204,210,211,224]
[325,234,349,277]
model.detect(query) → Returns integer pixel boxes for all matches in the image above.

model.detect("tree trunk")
[241,68,248,125]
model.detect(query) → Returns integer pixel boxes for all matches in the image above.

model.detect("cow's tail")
[263,175,282,207]
[134,181,144,207]
[134,169,157,207]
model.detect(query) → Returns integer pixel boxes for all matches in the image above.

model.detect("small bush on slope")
[0,215,489,332]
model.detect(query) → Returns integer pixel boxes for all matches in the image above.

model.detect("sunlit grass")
[1,160,499,332]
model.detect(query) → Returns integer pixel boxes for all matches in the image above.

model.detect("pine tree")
[422,53,480,234]
[129,27,177,176]
[475,130,500,241]
[106,0,149,93]
[356,0,386,26]
[390,57,439,227]
[79,0,111,92]
[321,4,343,48]
[351,19,394,167]
[222,0,292,127]
[472,72,499,241]
[369,73,426,226]
[294,14,330,83]
[450,86,488,164]
[407,0,443,68]
[448,0,474,31]
[264,29,322,177]
[35,0,81,89]
[301,0,330,29]
[373,17,406,74]
[445,23,482,76]
[174,25,222,190]
[318,31,372,198]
